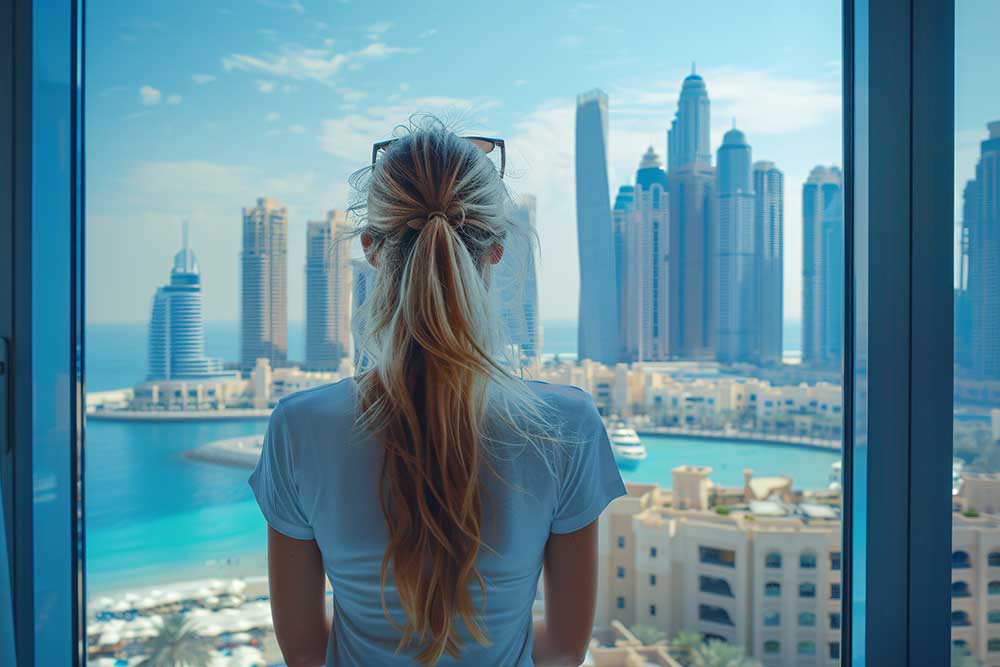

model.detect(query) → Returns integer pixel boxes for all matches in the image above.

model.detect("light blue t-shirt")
[249,378,626,667]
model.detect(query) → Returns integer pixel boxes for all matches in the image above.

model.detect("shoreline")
[634,426,841,451]
[88,408,271,422]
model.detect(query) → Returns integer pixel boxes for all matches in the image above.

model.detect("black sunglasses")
[371,135,506,178]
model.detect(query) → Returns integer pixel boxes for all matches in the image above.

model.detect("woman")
[249,121,626,667]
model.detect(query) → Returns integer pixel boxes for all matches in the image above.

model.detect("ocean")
[85,320,823,593]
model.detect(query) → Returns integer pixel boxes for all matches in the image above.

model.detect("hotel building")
[240,197,288,370]
[305,210,352,371]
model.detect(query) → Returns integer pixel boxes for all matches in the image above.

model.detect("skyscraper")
[495,195,542,363]
[305,210,352,371]
[147,222,224,380]
[715,127,757,363]
[629,147,670,361]
[613,185,636,361]
[802,166,844,367]
[240,197,288,370]
[753,161,785,365]
[962,121,1000,379]
[667,72,717,360]
[575,89,619,365]
[350,257,377,369]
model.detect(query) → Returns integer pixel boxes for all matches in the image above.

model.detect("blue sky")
[87,0,848,323]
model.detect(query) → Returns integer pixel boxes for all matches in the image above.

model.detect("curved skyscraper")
[716,127,757,363]
[668,72,717,360]
[147,223,224,380]
[753,161,785,365]
[575,89,619,365]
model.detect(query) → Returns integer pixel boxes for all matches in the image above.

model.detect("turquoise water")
[85,419,839,592]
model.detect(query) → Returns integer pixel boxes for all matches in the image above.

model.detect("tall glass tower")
[240,197,288,370]
[668,72,717,360]
[147,223,224,380]
[575,89,619,365]
[495,195,542,363]
[631,147,670,361]
[305,210,352,371]
[963,121,1000,379]
[613,185,636,361]
[716,127,757,363]
[753,160,785,365]
[802,166,844,367]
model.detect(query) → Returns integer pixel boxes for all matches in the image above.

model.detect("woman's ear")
[361,231,378,268]
[488,242,504,265]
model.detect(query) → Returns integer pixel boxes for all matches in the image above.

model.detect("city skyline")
[85,1,846,326]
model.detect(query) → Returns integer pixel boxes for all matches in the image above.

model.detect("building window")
[798,612,816,627]
[650,574,657,586]
[763,640,781,655]
[953,550,973,569]
[650,546,658,558]
[699,546,736,568]
[989,610,1000,624]
[831,583,841,600]
[990,552,1000,567]
[989,639,1000,653]
[799,552,817,569]
[618,536,626,549]
[617,566,625,579]
[765,552,782,568]
[990,581,1000,595]
[650,604,657,617]
[830,612,842,630]
[698,604,735,627]
[799,582,816,598]
[829,642,841,660]
[764,581,781,597]
[797,641,816,656]
[953,581,973,598]
[830,551,841,571]
[617,596,625,610]
[952,611,972,627]
[764,611,780,627]
[699,575,734,597]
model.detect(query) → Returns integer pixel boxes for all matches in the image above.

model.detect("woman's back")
[250,377,623,666]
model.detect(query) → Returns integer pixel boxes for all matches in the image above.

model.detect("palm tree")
[669,630,704,666]
[136,613,214,667]
[691,638,762,667]
[628,624,667,646]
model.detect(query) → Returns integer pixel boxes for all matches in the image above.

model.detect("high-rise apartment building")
[716,127,757,364]
[613,185,636,362]
[305,210,352,371]
[960,121,1000,379]
[147,223,224,381]
[240,197,288,370]
[667,72,717,360]
[615,147,670,362]
[801,167,844,367]
[754,161,785,365]
[575,89,620,366]
[496,195,542,363]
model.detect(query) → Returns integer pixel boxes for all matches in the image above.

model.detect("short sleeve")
[248,403,315,540]
[551,396,627,534]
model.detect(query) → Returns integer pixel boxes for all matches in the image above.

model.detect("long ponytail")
[347,121,555,664]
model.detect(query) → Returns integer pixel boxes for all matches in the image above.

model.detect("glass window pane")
[953,2,1000,664]
[85,2,843,666]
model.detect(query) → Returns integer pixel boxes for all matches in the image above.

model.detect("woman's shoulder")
[272,377,358,430]
[522,380,600,423]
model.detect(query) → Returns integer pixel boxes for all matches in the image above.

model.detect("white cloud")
[513,79,527,87]
[222,40,416,86]
[166,94,182,105]
[192,73,216,85]
[139,85,162,106]
[265,111,280,122]
[341,88,366,103]
[398,82,410,92]
[418,28,437,39]
[366,21,393,40]
[256,80,277,94]
[257,0,305,14]
[288,124,306,134]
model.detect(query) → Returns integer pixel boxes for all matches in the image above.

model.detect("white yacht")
[829,461,842,491]
[607,423,647,471]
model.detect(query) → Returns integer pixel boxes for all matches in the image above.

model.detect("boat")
[608,423,647,471]
[828,461,842,490]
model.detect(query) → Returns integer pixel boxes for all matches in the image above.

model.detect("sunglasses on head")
[371,136,506,178]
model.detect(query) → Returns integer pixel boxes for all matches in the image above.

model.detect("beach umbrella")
[111,600,132,613]
[198,623,223,637]
[162,590,182,603]
[231,632,253,644]
[204,595,220,607]
[227,579,247,594]
[99,630,121,645]
[94,596,115,609]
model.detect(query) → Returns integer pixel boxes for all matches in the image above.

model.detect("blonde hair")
[347,118,557,664]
